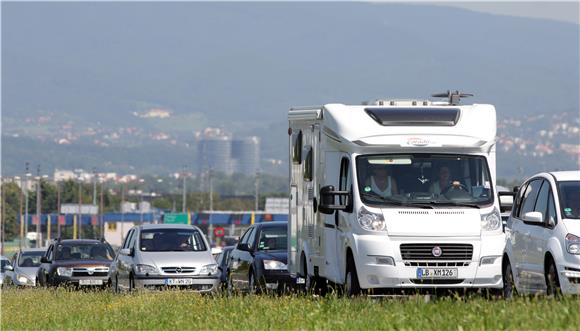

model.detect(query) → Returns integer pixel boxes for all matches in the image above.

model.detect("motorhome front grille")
[404,261,470,267]
[410,279,465,285]
[162,267,196,274]
[434,211,465,215]
[400,244,473,260]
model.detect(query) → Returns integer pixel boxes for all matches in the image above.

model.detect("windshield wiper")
[360,193,433,209]
[427,201,481,208]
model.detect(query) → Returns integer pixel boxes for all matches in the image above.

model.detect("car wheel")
[113,274,120,293]
[128,274,135,293]
[227,274,236,296]
[502,259,516,299]
[345,256,361,297]
[249,270,263,295]
[545,259,561,297]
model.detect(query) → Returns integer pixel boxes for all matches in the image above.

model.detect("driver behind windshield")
[430,166,452,195]
[364,164,398,197]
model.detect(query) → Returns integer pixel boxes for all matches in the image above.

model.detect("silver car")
[1,255,12,286]
[109,224,220,292]
[3,248,46,287]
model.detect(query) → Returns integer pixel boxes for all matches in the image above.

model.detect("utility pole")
[17,176,23,250]
[139,178,145,225]
[35,165,41,248]
[92,168,97,206]
[255,171,260,211]
[24,163,31,248]
[1,181,5,256]
[78,176,83,240]
[181,165,187,213]
[99,177,104,239]
[208,169,214,244]
[120,180,126,245]
[56,180,61,239]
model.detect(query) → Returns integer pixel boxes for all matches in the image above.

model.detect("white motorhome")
[288,91,505,295]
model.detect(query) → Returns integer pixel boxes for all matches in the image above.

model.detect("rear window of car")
[140,228,207,252]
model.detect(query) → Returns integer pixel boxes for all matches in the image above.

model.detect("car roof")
[256,221,287,228]
[550,171,580,182]
[57,239,105,245]
[139,223,198,230]
[20,248,47,253]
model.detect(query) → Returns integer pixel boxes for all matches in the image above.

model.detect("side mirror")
[523,211,544,224]
[119,248,133,257]
[5,265,14,271]
[498,192,515,213]
[40,257,50,263]
[237,243,251,252]
[318,185,350,215]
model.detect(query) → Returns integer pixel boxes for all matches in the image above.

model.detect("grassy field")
[1,288,579,330]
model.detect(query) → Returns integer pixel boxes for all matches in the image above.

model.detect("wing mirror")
[237,243,251,252]
[40,257,50,264]
[523,211,544,224]
[318,185,351,215]
[119,248,134,257]
[4,265,14,271]
[498,191,516,213]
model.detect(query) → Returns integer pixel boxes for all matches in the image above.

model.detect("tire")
[113,274,120,293]
[502,259,516,299]
[128,274,135,293]
[545,259,561,297]
[248,271,262,295]
[345,256,361,297]
[227,274,235,296]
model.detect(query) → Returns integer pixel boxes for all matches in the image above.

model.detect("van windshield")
[356,154,493,207]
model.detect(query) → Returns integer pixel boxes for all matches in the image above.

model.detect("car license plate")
[165,278,194,285]
[416,268,458,279]
[79,279,103,286]
[295,277,305,284]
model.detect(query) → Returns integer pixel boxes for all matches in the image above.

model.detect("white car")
[502,171,580,296]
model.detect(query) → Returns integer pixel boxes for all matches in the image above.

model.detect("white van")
[288,91,505,295]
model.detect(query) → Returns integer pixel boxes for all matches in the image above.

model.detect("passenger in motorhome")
[430,166,452,195]
[365,164,398,197]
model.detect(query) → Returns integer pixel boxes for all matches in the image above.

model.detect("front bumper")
[134,275,220,292]
[352,234,505,289]
[51,276,109,287]
[261,270,294,291]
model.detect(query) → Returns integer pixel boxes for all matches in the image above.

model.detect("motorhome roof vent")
[431,90,473,106]
[364,107,460,126]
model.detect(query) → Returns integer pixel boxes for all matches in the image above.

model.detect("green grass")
[1,288,579,330]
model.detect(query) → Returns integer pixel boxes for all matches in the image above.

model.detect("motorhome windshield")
[356,154,493,207]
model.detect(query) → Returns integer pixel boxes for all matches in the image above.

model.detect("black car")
[37,239,115,288]
[227,221,291,293]
[215,246,235,290]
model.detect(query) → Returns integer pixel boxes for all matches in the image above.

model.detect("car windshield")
[559,181,580,219]
[140,228,207,252]
[55,243,115,261]
[18,251,44,267]
[257,227,287,251]
[356,154,493,207]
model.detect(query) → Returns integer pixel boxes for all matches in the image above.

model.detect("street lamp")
[139,178,145,225]
[24,164,31,248]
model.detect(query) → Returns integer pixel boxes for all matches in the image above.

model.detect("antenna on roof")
[431,90,473,106]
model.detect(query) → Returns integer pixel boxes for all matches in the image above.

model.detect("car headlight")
[135,264,158,275]
[56,267,73,277]
[566,234,580,255]
[199,264,219,276]
[358,206,386,231]
[481,209,501,231]
[17,274,31,284]
[263,260,287,270]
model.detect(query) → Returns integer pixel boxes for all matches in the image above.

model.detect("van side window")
[518,179,542,218]
[304,146,313,181]
[533,180,550,222]
[339,157,350,205]
[292,131,303,164]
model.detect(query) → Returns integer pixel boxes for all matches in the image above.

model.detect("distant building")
[196,128,260,176]
[232,136,260,176]
[54,169,76,182]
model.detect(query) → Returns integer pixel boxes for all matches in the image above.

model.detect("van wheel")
[345,256,361,296]
[502,259,516,299]
[545,260,561,297]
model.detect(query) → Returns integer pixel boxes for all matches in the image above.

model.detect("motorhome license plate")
[416,268,458,279]
[79,279,103,286]
[165,278,194,285]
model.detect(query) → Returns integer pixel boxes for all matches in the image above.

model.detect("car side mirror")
[318,185,350,215]
[40,257,50,264]
[119,248,134,257]
[523,211,544,224]
[498,192,515,213]
[238,243,251,252]
[5,265,13,271]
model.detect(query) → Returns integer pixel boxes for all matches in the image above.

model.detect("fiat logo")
[432,246,442,257]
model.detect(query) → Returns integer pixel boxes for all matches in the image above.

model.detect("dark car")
[227,221,291,293]
[37,239,115,288]
[215,246,235,290]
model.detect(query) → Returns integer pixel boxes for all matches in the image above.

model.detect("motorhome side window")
[303,146,313,181]
[355,154,494,207]
[291,131,303,164]
[339,157,351,205]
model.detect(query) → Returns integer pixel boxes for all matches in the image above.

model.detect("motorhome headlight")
[565,234,580,255]
[135,264,158,275]
[481,209,501,231]
[199,264,219,276]
[56,267,73,277]
[263,260,288,270]
[358,206,386,232]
